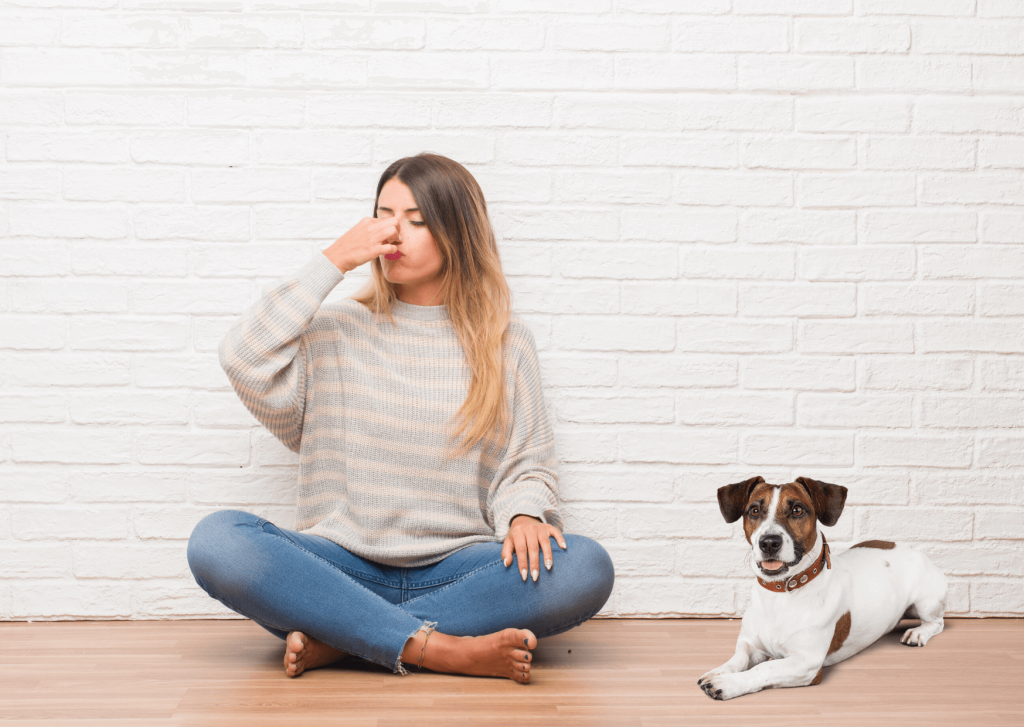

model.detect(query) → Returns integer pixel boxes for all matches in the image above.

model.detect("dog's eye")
[749,506,760,517]
[792,504,804,516]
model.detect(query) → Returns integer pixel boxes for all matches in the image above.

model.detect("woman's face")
[375,178,444,305]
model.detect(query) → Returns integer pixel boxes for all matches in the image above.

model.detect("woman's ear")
[795,477,848,527]
[717,476,765,523]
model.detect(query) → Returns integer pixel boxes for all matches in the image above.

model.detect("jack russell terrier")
[698,476,947,700]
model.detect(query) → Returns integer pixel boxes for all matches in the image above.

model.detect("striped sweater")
[218,252,562,567]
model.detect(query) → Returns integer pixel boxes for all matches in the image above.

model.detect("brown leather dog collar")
[757,536,831,593]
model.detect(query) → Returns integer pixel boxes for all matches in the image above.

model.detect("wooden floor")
[0,618,1020,726]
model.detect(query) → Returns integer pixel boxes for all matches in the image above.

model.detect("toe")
[517,629,537,650]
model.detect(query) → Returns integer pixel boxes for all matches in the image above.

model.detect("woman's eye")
[409,220,426,226]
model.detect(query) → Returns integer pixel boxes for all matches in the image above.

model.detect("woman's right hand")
[323,217,400,274]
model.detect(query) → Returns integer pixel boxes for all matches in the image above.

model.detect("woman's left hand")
[502,514,566,582]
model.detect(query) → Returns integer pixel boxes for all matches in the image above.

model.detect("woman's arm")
[219,217,399,451]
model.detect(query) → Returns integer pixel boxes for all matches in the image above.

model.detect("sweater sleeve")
[218,252,345,452]
[488,322,563,539]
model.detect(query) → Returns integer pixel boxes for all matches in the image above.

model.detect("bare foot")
[283,631,348,678]
[405,628,537,684]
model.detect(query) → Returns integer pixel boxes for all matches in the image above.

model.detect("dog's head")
[717,476,848,580]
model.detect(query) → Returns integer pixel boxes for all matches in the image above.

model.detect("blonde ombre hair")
[352,154,512,456]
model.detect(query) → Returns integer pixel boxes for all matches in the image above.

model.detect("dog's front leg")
[698,639,768,689]
[700,652,823,701]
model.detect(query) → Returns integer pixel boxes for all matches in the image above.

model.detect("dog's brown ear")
[795,477,848,527]
[717,476,765,523]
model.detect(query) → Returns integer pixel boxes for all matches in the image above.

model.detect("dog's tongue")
[762,561,784,571]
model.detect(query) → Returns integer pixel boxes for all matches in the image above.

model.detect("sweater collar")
[391,298,449,322]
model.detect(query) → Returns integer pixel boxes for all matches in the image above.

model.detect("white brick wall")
[1,0,1022,621]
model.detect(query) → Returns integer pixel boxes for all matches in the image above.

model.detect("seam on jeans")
[398,557,506,608]
[257,526,413,673]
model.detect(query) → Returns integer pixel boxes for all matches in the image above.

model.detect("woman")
[187,153,614,682]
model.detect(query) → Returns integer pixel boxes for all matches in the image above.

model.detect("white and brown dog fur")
[698,476,948,701]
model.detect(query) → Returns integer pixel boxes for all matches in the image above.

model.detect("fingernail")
[559,541,566,549]
[545,559,552,570]
[503,557,509,567]
[531,569,538,581]
[521,569,527,581]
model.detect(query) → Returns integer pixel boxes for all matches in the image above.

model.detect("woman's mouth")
[384,252,402,261]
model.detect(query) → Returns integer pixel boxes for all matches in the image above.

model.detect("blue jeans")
[187,510,615,674]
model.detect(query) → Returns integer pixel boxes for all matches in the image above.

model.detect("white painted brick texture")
[0,1,1021,621]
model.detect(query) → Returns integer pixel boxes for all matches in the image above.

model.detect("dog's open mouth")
[758,560,793,576]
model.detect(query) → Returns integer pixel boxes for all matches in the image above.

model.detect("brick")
[132,280,251,315]
[560,467,674,504]
[914,473,1022,506]
[861,0,975,14]
[861,211,976,243]
[621,505,730,540]
[740,57,853,92]
[922,395,1024,429]
[797,97,911,133]
[538,354,617,388]
[618,355,737,389]
[0,394,65,424]
[133,51,247,86]
[979,284,1024,316]
[11,204,127,239]
[189,469,297,506]
[976,510,1023,540]
[132,506,222,540]
[434,94,551,129]
[554,394,674,425]
[620,281,735,316]
[742,136,855,170]
[915,99,1024,133]
[71,470,188,504]
[9,131,127,163]
[979,138,1024,170]
[252,430,300,466]
[742,433,854,466]
[559,243,677,280]
[865,137,974,171]
[861,283,974,316]
[191,392,260,429]
[0,91,63,126]
[677,320,792,354]
[511,278,618,315]
[71,244,187,277]
[13,429,133,465]
[553,95,676,131]
[61,12,182,47]
[0,316,66,350]
[132,581,238,619]
[130,130,248,164]
[616,54,735,91]
[13,582,130,619]
[859,357,972,391]
[743,357,855,392]
[70,392,189,426]
[498,133,616,167]
[66,91,185,126]
[608,577,736,617]
[856,56,971,92]
[0,243,68,277]
[798,394,913,428]
[801,321,914,355]
[922,246,1024,280]
[255,131,373,165]
[921,321,1024,353]
[194,317,235,353]
[680,247,794,280]
[553,429,618,464]
[980,0,1024,15]
[604,541,674,576]
[194,243,309,278]
[497,244,553,275]
[70,317,188,352]
[136,431,250,466]
[5,49,128,86]
[982,213,1024,243]
[974,58,1024,92]
[493,54,613,91]
[556,171,672,204]
[914,20,1024,54]
[558,505,617,541]
[734,0,851,13]
[621,135,736,169]
[675,173,792,207]
[191,169,310,203]
[678,95,793,132]
[619,0,728,12]
[0,169,59,201]
[470,169,550,202]
[0,468,67,503]
[797,19,910,53]
[673,20,788,52]
[8,353,130,388]
[621,208,736,243]
[620,429,738,465]
[375,132,495,165]
[838,471,911,506]
[0,544,71,578]
[12,280,128,314]
[739,283,855,318]
[676,391,793,427]
[800,247,915,281]
[921,174,1024,206]
[74,542,189,579]
[740,210,856,245]
[187,91,304,127]
[857,507,972,542]
[556,20,669,51]
[980,358,1024,391]
[308,15,423,49]
[14,506,129,540]
[799,173,916,208]
[374,0,477,10]
[979,436,1024,467]
[553,316,674,352]
[135,205,249,241]
[858,435,973,468]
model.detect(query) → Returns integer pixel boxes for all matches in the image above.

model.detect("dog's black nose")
[759,534,783,555]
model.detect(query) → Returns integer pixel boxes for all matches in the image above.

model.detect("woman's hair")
[352,153,512,456]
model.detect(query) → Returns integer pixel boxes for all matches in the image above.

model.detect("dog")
[698,476,948,700]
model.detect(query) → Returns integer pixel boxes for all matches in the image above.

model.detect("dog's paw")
[698,672,745,701]
[900,626,932,647]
